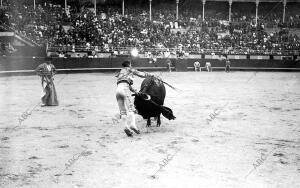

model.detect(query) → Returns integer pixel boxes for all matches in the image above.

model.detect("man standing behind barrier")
[225,58,231,73]
[205,62,212,72]
[194,61,201,72]
[166,58,172,72]
[35,58,59,106]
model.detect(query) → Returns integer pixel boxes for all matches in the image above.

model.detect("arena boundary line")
[0,67,171,76]
[0,67,167,73]
[1,67,300,76]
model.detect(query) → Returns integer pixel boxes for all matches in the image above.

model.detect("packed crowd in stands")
[0,0,300,56]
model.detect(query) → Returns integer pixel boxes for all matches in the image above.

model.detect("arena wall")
[0,57,299,75]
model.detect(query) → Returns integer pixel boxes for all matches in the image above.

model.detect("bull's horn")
[144,94,151,101]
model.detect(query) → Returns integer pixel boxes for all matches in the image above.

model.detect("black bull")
[133,76,176,127]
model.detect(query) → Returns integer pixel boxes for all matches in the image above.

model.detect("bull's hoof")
[155,116,161,127]
[156,121,161,127]
[147,119,151,127]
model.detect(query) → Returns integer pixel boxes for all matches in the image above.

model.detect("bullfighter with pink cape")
[35,59,59,106]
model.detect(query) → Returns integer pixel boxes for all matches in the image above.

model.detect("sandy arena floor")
[0,71,299,188]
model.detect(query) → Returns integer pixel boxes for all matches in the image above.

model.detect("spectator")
[225,58,231,73]
[194,61,201,72]
[205,62,212,72]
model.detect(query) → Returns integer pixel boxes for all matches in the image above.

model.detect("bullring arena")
[0,71,299,188]
[1,0,300,187]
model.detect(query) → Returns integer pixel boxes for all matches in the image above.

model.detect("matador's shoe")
[124,128,133,137]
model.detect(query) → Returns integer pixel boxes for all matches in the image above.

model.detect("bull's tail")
[161,106,176,120]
